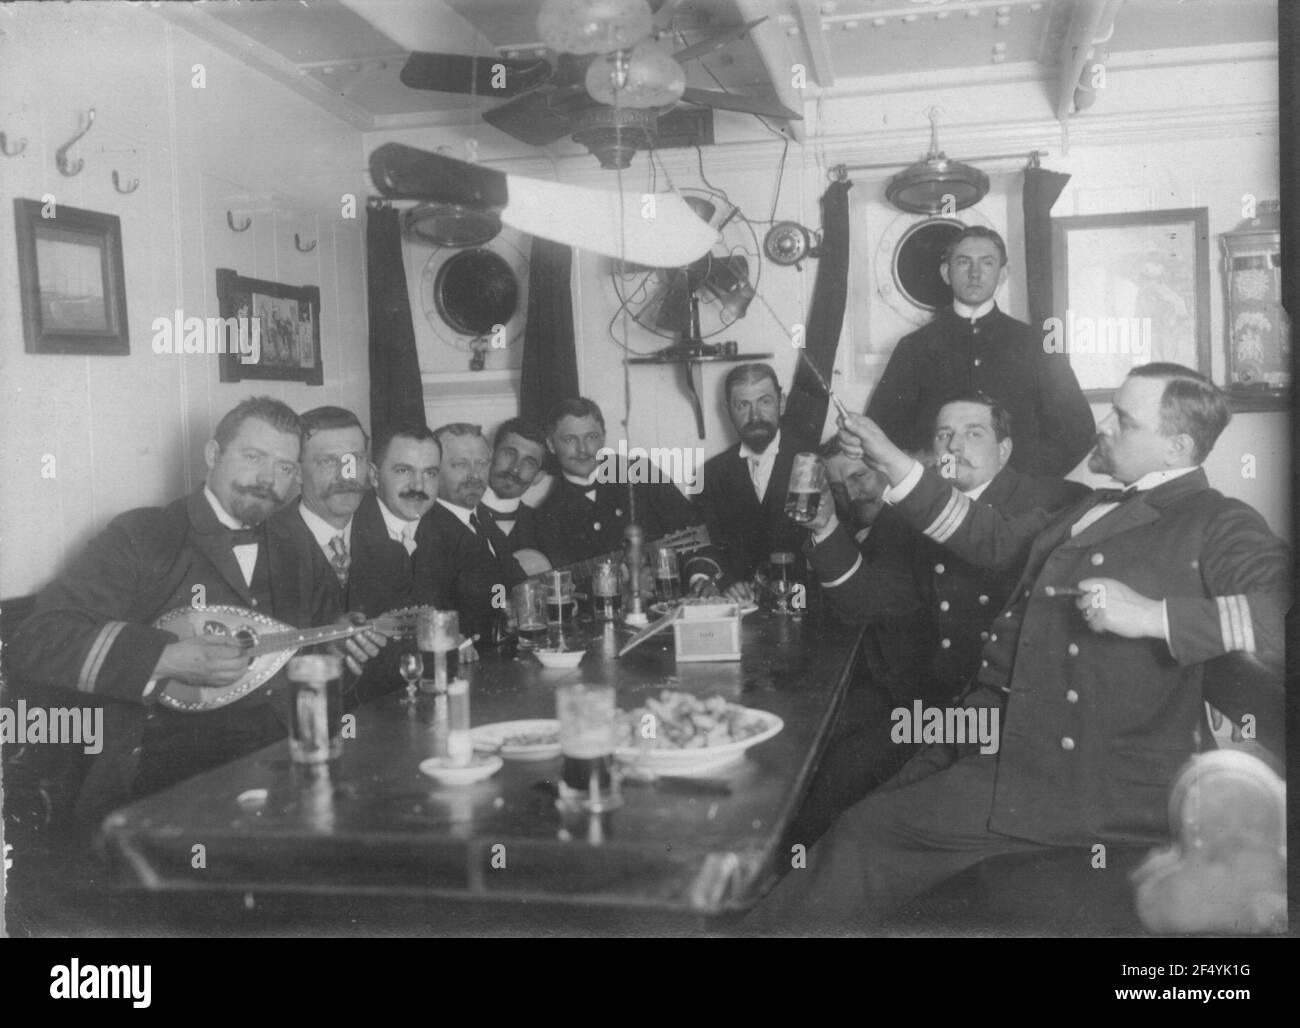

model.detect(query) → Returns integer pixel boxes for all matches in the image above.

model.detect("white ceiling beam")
[794,0,835,89]
[734,0,805,141]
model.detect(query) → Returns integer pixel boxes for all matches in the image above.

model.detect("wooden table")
[99,611,863,933]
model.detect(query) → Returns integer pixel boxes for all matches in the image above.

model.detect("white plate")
[615,708,783,776]
[649,600,758,617]
[534,648,585,669]
[419,754,503,785]
[470,719,562,761]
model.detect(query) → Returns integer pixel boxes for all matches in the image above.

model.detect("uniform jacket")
[694,432,812,586]
[273,492,414,619]
[7,489,340,823]
[480,501,539,554]
[889,465,1289,846]
[533,478,724,584]
[811,467,1088,701]
[866,305,1095,478]
[411,502,529,643]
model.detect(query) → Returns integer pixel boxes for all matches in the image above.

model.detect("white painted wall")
[0,5,370,596]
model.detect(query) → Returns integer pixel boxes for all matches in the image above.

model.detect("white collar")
[376,496,419,539]
[436,497,476,529]
[203,485,248,531]
[482,485,521,515]
[739,428,782,464]
[952,298,996,321]
[298,501,352,549]
[563,469,600,489]
[1122,466,1200,492]
[963,477,994,502]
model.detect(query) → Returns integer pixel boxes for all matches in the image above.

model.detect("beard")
[229,484,284,525]
[739,419,777,451]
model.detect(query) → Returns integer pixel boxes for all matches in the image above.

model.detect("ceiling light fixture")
[584,39,685,108]
[537,0,653,56]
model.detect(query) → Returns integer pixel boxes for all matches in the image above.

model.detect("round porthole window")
[433,248,520,337]
[892,217,965,312]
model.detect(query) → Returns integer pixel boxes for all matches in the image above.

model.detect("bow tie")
[228,527,260,546]
[1091,486,1139,504]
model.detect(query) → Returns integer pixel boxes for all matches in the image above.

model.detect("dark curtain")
[1023,164,1071,336]
[519,236,579,427]
[781,179,852,445]
[366,203,426,440]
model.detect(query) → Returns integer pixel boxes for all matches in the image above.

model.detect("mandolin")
[152,604,431,713]
[512,524,712,582]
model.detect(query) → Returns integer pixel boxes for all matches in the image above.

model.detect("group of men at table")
[6,226,1288,931]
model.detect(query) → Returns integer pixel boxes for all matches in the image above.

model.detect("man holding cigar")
[751,363,1288,931]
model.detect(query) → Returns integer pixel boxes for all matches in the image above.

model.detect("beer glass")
[287,654,343,764]
[417,609,459,692]
[556,682,620,812]
[512,580,548,650]
[784,453,827,524]
[545,569,576,628]
[653,546,682,602]
[591,559,622,622]
[756,551,799,614]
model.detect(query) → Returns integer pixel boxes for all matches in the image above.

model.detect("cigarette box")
[671,603,742,662]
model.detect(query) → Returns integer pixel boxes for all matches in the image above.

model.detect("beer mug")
[286,655,343,764]
[512,581,548,650]
[755,551,799,614]
[784,453,827,524]
[591,560,623,622]
[545,569,576,627]
[417,609,459,692]
[556,682,620,812]
[653,546,682,603]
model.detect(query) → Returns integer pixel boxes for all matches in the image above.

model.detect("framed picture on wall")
[14,198,130,355]
[215,268,322,385]
[1050,208,1210,399]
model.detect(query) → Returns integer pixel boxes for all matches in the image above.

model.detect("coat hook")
[227,210,252,232]
[294,233,317,253]
[112,169,140,194]
[55,107,96,177]
[1,131,26,157]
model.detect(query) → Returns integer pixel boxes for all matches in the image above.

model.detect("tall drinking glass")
[556,682,620,812]
[512,580,548,650]
[418,609,459,692]
[784,453,827,524]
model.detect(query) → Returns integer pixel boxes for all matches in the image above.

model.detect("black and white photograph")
[0,0,1294,971]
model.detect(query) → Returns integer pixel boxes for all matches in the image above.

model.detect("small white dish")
[470,719,562,761]
[534,648,585,669]
[419,754,503,785]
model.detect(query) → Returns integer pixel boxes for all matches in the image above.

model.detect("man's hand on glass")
[837,413,913,485]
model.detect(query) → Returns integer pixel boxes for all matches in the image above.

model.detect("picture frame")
[215,268,322,385]
[14,198,130,355]
[1050,208,1210,399]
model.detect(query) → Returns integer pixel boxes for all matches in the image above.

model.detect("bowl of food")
[534,647,585,670]
[469,719,562,761]
[614,689,783,775]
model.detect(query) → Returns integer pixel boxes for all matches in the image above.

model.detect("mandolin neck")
[244,621,371,657]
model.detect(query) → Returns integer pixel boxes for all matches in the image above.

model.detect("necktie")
[229,527,259,546]
[748,457,762,498]
[399,522,417,555]
[469,511,497,557]
[1092,486,1139,503]
[328,534,350,586]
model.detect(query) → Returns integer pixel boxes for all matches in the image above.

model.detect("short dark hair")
[213,396,301,450]
[935,390,1013,441]
[300,406,369,450]
[817,435,852,460]
[1127,363,1231,463]
[494,417,547,452]
[372,421,438,466]
[546,397,605,433]
[724,363,781,404]
[433,422,488,448]
[943,225,1008,267]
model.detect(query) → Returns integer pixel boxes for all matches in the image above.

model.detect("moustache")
[496,471,524,485]
[235,484,280,503]
[399,489,430,502]
[461,478,485,490]
[327,481,366,496]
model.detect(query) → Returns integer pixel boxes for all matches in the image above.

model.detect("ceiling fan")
[396,0,802,169]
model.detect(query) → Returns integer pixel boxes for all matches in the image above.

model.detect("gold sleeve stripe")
[924,490,971,544]
[77,620,129,693]
[1216,595,1256,654]
[820,553,863,590]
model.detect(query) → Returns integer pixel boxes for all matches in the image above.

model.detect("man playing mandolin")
[9,397,386,826]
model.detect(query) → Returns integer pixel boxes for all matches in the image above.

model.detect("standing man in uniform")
[866,225,1095,478]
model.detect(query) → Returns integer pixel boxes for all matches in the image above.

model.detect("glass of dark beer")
[591,560,622,622]
[653,546,682,602]
[417,609,459,692]
[556,682,621,812]
[784,452,827,524]
[512,581,548,650]
[287,655,343,764]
